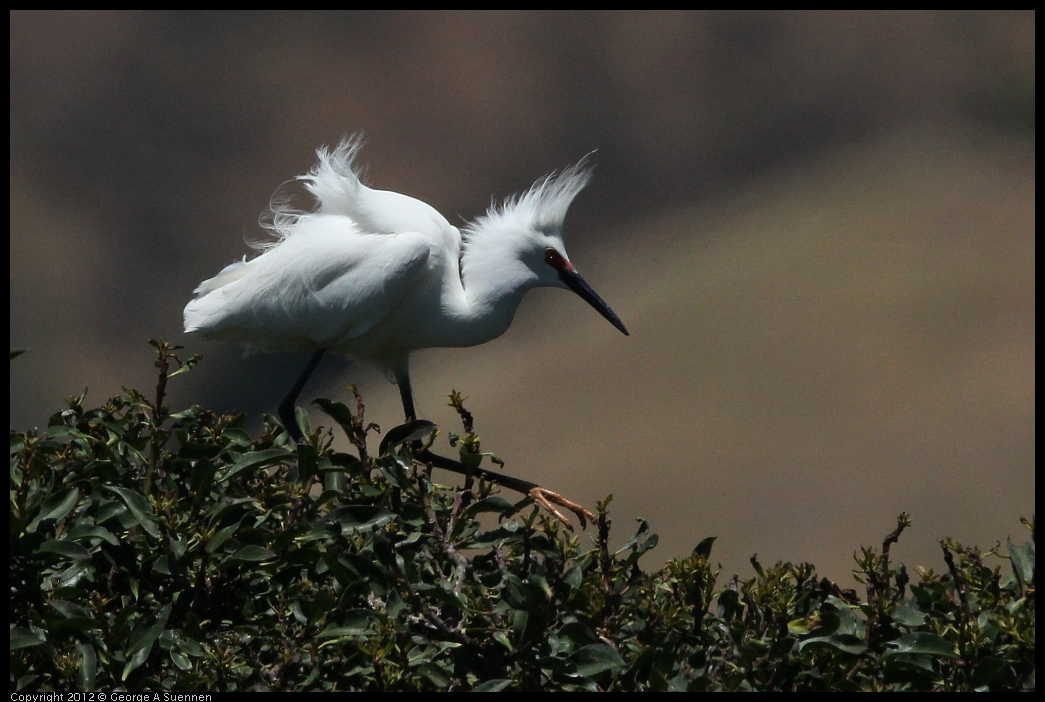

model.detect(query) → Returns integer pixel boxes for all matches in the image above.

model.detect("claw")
[527,486,597,531]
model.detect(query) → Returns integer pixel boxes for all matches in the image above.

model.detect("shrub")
[10,342,1035,691]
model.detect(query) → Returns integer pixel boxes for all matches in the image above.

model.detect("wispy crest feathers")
[470,154,594,238]
[256,139,594,256]
[255,135,367,249]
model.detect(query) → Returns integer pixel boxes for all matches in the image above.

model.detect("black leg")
[278,348,327,442]
[413,448,596,530]
[397,369,417,422]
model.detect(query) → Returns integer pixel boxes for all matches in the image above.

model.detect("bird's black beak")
[558,266,629,336]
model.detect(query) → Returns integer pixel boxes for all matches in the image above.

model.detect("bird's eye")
[545,248,559,265]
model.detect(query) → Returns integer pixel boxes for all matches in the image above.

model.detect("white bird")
[184,136,628,442]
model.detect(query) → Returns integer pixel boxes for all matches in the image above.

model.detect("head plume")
[472,154,594,237]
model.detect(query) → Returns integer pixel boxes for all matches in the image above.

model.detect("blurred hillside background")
[10,11,1034,582]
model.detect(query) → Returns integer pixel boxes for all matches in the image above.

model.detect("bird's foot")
[413,448,595,530]
[524,486,597,531]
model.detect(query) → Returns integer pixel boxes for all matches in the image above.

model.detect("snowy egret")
[183,137,627,524]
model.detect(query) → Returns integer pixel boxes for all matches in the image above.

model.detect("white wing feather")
[184,215,430,351]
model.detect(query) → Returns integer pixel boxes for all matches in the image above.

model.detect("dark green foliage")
[10,343,1035,691]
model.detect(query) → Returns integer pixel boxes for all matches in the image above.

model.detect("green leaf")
[798,633,867,656]
[31,488,82,529]
[377,459,413,489]
[458,496,519,522]
[564,563,584,590]
[176,636,205,658]
[971,655,1006,687]
[1008,540,1034,592]
[634,533,659,558]
[273,523,309,553]
[170,650,192,671]
[122,644,151,681]
[825,597,862,636]
[558,621,599,647]
[220,448,292,482]
[692,536,717,559]
[323,505,396,536]
[312,397,356,433]
[65,524,119,546]
[205,496,256,524]
[49,617,102,632]
[472,679,512,691]
[890,598,926,627]
[11,348,28,360]
[178,441,223,459]
[189,458,218,500]
[787,617,815,635]
[103,486,160,538]
[512,609,532,648]
[95,498,128,525]
[295,441,320,482]
[226,545,276,562]
[379,420,438,456]
[493,632,512,651]
[330,451,364,467]
[206,519,243,554]
[122,603,173,679]
[571,643,626,677]
[50,600,92,618]
[883,651,936,673]
[319,610,376,637]
[169,533,188,560]
[293,406,312,438]
[417,661,452,688]
[617,518,650,554]
[502,576,529,610]
[10,627,46,650]
[322,469,347,493]
[883,632,958,658]
[37,540,92,561]
[76,643,97,690]
[805,611,840,637]
[53,560,94,589]
[333,552,384,585]
[414,583,468,612]
[307,589,336,628]
[667,670,689,692]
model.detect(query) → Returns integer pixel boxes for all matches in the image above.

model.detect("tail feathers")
[192,256,250,298]
[183,293,228,334]
[184,257,252,333]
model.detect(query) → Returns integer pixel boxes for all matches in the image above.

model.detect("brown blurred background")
[10,11,1034,582]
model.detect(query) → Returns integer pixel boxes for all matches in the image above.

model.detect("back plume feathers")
[255,137,594,256]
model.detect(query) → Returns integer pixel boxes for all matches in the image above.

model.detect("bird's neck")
[455,226,538,344]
